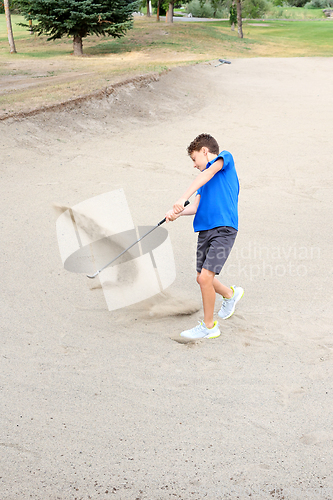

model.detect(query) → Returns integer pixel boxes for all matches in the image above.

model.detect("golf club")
[86,200,189,279]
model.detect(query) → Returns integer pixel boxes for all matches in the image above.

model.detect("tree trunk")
[4,0,17,54]
[73,35,83,56]
[236,0,243,38]
[166,2,174,23]
[146,0,150,16]
[157,0,160,21]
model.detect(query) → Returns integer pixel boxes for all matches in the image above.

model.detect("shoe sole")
[218,288,244,320]
[180,329,221,340]
[204,330,221,339]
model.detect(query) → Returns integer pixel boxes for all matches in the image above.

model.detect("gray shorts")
[196,226,237,275]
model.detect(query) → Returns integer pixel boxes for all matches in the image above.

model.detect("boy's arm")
[173,159,223,214]
[166,194,200,222]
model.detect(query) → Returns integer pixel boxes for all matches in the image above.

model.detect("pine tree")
[17,0,139,56]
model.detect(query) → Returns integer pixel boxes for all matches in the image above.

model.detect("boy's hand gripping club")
[86,200,189,279]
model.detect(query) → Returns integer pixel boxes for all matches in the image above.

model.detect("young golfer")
[166,133,243,339]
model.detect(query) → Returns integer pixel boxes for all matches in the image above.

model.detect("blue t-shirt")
[193,151,239,232]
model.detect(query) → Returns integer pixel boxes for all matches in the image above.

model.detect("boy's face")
[190,147,209,172]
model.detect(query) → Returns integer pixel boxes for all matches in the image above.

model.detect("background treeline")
[183,0,333,18]
[2,0,332,18]
[0,0,19,13]
[148,0,332,18]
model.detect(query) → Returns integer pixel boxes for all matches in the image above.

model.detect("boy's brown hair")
[187,133,219,156]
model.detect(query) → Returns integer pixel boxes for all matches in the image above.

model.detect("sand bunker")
[1,59,332,499]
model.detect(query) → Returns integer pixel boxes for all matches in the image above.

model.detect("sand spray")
[53,203,200,318]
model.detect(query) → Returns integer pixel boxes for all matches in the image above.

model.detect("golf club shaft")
[86,200,189,279]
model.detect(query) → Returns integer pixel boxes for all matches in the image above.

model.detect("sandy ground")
[1,58,333,499]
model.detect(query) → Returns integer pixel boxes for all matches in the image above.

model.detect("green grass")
[1,14,333,116]
[86,21,248,56]
[1,14,333,59]
[265,6,325,19]
[0,15,75,57]
[0,14,26,41]
[241,19,333,54]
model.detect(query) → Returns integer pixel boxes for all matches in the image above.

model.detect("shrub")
[287,0,308,7]
[229,2,237,23]
[271,0,289,6]
[186,0,228,17]
[186,0,213,16]
[242,0,270,17]
[304,0,332,7]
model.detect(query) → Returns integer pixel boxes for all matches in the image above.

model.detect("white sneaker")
[180,321,220,340]
[218,286,244,320]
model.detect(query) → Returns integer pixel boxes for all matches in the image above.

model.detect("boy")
[166,133,243,340]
